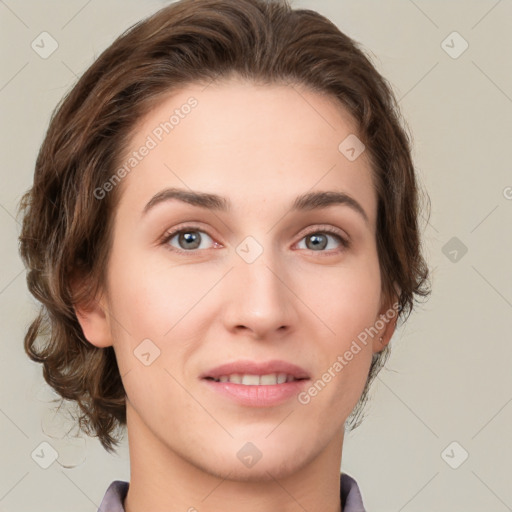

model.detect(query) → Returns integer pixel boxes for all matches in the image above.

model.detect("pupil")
[307,233,327,250]
[180,231,200,249]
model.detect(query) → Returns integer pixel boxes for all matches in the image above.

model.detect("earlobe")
[372,294,399,354]
[71,281,113,348]
[74,299,113,348]
[374,322,395,352]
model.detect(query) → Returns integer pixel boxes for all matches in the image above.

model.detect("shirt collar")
[98,472,366,511]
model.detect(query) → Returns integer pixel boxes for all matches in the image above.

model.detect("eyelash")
[160,224,350,256]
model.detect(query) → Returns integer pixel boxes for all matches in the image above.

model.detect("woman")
[18,0,430,510]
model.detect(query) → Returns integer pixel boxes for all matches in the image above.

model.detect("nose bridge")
[224,240,297,336]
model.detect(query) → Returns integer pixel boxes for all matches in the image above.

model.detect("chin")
[202,456,308,483]
[191,439,316,483]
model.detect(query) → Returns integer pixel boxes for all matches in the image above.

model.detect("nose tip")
[222,257,297,339]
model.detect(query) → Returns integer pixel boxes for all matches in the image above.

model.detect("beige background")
[1,1,511,511]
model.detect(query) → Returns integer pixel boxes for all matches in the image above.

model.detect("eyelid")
[159,222,221,253]
[295,224,350,245]
[292,225,350,254]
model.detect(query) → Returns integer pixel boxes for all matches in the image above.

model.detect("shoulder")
[97,480,129,512]
[340,472,366,512]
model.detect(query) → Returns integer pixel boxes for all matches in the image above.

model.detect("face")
[85,78,394,481]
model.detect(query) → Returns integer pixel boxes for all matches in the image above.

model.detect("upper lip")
[200,359,310,380]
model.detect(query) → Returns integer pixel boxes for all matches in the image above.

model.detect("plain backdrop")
[1,1,511,511]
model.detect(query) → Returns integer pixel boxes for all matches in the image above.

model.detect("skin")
[75,78,396,512]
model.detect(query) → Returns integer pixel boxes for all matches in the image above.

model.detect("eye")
[296,228,349,253]
[162,226,217,252]
[160,225,350,255]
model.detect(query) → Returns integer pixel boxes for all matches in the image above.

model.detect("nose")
[222,250,299,340]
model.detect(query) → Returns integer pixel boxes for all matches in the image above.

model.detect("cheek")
[106,251,223,382]
[298,255,381,402]
[106,257,202,420]
[301,256,382,339]
[107,250,208,334]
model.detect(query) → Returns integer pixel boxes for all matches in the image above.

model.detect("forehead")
[114,78,377,225]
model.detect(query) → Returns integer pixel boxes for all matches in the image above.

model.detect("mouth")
[204,373,308,385]
[200,359,310,383]
[200,359,310,406]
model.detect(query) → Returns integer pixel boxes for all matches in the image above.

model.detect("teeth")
[260,374,278,385]
[212,373,297,385]
[242,374,260,385]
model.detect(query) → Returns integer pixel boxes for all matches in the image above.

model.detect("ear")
[371,290,400,355]
[70,276,113,348]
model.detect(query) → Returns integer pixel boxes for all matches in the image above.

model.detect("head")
[18,0,430,472]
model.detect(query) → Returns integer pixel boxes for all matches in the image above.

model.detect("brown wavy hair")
[18,0,431,453]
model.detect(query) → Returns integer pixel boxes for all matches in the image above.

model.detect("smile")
[205,373,304,385]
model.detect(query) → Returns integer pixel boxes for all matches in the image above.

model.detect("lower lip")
[202,378,309,407]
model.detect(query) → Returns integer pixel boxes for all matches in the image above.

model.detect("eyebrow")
[142,187,369,225]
